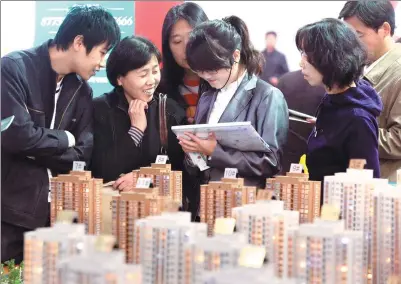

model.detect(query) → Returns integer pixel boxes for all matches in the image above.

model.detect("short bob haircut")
[54,5,120,53]
[186,16,263,75]
[296,18,367,90]
[106,36,162,88]
[339,0,396,36]
[160,2,208,97]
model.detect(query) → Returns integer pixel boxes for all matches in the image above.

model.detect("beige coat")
[365,43,401,182]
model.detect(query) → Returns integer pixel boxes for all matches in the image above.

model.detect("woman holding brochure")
[296,18,382,183]
[178,16,289,205]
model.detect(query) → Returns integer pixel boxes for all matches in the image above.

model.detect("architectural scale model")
[132,212,207,284]
[58,235,142,284]
[323,168,388,281]
[24,213,86,284]
[295,219,364,284]
[232,200,299,270]
[111,188,165,263]
[131,163,182,204]
[50,171,103,234]
[265,173,321,223]
[199,177,257,235]
[371,186,401,284]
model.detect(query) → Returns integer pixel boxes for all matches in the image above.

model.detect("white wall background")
[2,1,401,71]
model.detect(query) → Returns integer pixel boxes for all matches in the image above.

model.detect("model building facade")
[50,171,102,234]
[133,213,207,284]
[371,187,401,284]
[295,219,364,284]
[199,178,256,235]
[265,173,321,223]
[132,163,182,204]
[112,188,165,263]
[24,223,86,284]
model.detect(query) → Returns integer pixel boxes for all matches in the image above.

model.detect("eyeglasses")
[193,70,219,76]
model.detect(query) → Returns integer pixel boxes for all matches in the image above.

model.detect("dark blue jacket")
[306,80,382,182]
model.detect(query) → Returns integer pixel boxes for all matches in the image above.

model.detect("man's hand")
[178,132,217,156]
[113,172,135,192]
[129,100,148,132]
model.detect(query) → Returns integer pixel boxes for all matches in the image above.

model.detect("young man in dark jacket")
[1,5,120,263]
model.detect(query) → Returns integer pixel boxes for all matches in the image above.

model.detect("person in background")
[260,31,289,86]
[1,5,120,263]
[339,0,401,182]
[158,2,209,124]
[91,36,186,190]
[297,18,382,186]
[396,37,401,43]
[157,2,209,216]
[277,70,325,174]
[179,16,288,218]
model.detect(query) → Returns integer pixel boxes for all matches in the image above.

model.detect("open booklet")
[289,109,316,123]
[172,122,270,171]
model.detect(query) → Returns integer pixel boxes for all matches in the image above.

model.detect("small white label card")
[73,161,86,171]
[136,177,152,188]
[155,155,168,164]
[290,163,303,173]
[224,168,238,178]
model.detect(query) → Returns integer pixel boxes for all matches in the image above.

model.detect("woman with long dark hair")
[158,2,209,124]
[179,16,289,218]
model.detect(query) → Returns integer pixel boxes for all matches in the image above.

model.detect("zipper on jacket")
[56,83,83,129]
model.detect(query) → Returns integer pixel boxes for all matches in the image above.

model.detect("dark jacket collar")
[38,39,85,85]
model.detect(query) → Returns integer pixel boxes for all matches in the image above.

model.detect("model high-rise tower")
[111,188,166,263]
[50,171,102,234]
[265,173,321,223]
[133,212,207,284]
[371,186,401,284]
[132,163,182,204]
[295,219,364,284]
[199,178,256,235]
[58,235,142,284]
[24,220,86,284]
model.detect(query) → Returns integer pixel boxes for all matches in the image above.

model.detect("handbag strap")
[159,93,168,154]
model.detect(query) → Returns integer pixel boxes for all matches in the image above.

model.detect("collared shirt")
[208,71,247,124]
[365,50,391,75]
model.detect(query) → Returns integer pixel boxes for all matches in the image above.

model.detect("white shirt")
[364,50,391,75]
[208,71,247,124]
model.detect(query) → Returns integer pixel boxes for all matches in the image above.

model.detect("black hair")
[266,31,277,38]
[339,0,396,36]
[53,5,121,53]
[106,36,162,88]
[159,2,209,98]
[186,15,264,75]
[295,18,367,90]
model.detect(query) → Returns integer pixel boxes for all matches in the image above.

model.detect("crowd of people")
[1,0,400,264]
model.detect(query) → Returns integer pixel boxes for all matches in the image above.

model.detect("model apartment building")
[199,177,257,235]
[323,169,388,282]
[265,173,321,223]
[58,235,142,284]
[232,200,299,273]
[131,163,182,204]
[111,187,165,263]
[50,171,102,234]
[295,219,365,284]
[24,222,86,284]
[132,212,207,284]
[183,233,248,284]
[371,186,401,284]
